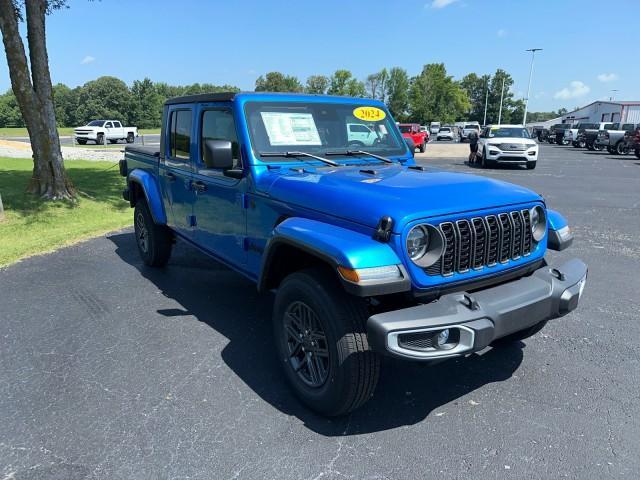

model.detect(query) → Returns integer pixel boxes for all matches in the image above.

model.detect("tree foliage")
[328,69,366,97]
[305,75,329,94]
[255,71,303,92]
[409,63,470,124]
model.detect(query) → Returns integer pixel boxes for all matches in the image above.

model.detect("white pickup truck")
[74,120,138,145]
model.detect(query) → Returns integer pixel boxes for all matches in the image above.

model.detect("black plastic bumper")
[367,258,587,360]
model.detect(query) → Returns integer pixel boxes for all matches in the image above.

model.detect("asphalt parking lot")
[1,144,639,479]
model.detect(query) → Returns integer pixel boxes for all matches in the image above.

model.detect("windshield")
[245,101,406,161]
[87,120,105,127]
[488,127,530,138]
[439,127,451,132]
[399,125,414,133]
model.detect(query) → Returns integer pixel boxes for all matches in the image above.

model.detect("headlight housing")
[406,224,444,267]
[530,205,547,242]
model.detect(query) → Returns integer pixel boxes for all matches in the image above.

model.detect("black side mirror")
[404,137,415,155]
[203,139,234,170]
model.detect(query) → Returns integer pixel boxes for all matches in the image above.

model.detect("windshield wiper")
[259,151,339,167]
[325,150,395,164]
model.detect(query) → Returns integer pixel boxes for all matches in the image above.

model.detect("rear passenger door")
[191,105,247,267]
[160,107,197,240]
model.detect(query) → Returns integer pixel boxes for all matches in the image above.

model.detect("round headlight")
[407,225,429,261]
[530,206,546,242]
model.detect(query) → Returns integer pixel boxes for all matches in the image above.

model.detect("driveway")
[1,145,639,479]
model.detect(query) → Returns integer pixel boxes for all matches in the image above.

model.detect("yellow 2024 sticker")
[353,106,386,122]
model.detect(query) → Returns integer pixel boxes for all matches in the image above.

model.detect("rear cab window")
[168,108,193,164]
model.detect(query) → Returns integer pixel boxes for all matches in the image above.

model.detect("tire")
[492,320,548,346]
[593,143,604,152]
[76,139,87,145]
[134,200,173,267]
[481,148,489,168]
[526,161,536,170]
[635,148,640,159]
[96,133,104,145]
[273,268,380,416]
[126,133,135,144]
[616,141,628,155]
[419,142,426,153]
[578,140,586,148]
[572,141,579,148]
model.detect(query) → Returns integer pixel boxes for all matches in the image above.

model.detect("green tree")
[130,78,163,129]
[305,75,329,94]
[386,67,410,121]
[255,71,303,92]
[460,73,490,123]
[485,69,521,124]
[52,83,78,127]
[327,69,365,97]
[409,63,470,124]
[75,76,133,125]
[0,89,25,127]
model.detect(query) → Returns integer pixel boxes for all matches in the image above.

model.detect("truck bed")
[125,145,160,157]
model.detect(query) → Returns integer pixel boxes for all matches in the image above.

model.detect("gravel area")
[0,139,124,162]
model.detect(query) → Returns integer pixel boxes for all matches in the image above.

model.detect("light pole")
[609,89,619,101]
[498,77,505,125]
[483,76,489,126]
[522,48,542,126]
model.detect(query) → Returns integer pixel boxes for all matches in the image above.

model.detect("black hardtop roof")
[164,92,238,105]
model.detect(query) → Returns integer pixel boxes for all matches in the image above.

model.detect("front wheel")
[593,143,604,152]
[273,268,380,416]
[616,142,628,155]
[419,142,426,153]
[96,133,104,145]
[526,161,536,170]
[76,139,87,145]
[578,140,586,148]
[134,200,173,267]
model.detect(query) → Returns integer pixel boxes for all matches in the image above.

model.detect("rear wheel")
[635,148,640,159]
[273,268,380,416]
[616,141,628,155]
[134,200,173,267]
[126,132,135,143]
[419,141,426,153]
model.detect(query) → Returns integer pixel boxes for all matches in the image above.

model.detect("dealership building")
[528,100,640,128]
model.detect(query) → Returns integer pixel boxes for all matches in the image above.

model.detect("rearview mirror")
[203,139,234,170]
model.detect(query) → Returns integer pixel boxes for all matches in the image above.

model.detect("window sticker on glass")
[260,112,322,146]
[353,106,386,122]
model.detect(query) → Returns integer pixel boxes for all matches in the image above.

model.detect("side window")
[622,123,634,131]
[113,121,122,128]
[200,109,240,168]
[105,122,113,128]
[169,109,192,160]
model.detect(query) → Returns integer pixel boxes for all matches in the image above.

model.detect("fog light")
[436,329,450,346]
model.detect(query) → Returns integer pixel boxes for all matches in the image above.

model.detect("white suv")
[347,123,381,147]
[476,124,538,169]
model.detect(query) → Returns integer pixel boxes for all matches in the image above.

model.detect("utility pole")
[483,76,489,126]
[498,77,505,125]
[523,48,542,126]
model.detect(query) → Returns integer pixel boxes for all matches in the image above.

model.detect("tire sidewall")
[273,272,365,414]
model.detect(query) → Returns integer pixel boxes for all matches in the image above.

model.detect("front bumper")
[74,131,98,140]
[367,258,587,360]
[485,149,538,163]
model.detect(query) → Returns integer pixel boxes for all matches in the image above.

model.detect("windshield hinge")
[373,216,394,243]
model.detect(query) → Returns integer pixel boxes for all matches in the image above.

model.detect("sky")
[0,0,636,112]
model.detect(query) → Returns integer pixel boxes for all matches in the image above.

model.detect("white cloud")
[429,0,459,8]
[554,81,590,100]
[597,73,618,83]
[497,29,507,37]
[80,55,95,65]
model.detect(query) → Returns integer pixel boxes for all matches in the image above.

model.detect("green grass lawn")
[0,127,160,137]
[0,157,132,267]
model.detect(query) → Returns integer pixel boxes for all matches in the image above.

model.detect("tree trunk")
[0,192,4,222]
[0,0,75,200]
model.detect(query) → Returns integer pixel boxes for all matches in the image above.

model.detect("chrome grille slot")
[440,222,456,276]
[425,208,538,276]
[456,220,472,272]
[498,213,512,263]
[471,217,486,269]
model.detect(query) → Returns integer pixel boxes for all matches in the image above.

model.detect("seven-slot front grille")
[425,209,534,276]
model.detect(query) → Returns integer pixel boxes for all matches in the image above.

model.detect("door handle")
[192,180,207,193]
[166,172,176,182]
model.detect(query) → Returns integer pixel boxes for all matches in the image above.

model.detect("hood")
[487,137,536,146]
[259,164,542,231]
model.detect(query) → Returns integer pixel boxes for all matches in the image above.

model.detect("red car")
[399,123,428,153]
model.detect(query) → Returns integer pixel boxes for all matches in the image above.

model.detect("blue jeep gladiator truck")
[120,92,587,416]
